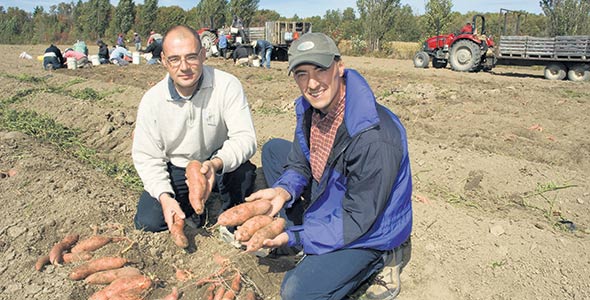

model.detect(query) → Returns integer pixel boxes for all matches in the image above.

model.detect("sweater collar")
[166,68,208,101]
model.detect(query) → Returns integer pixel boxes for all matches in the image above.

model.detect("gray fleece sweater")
[132,65,256,200]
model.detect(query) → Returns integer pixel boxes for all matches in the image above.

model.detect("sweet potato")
[84,266,142,285]
[216,200,272,227]
[186,160,207,214]
[230,271,241,293]
[105,293,143,300]
[221,290,236,300]
[71,235,112,253]
[89,274,152,300]
[213,286,226,300]
[69,256,128,280]
[162,287,179,300]
[205,284,217,300]
[235,215,273,242]
[63,251,93,264]
[242,290,256,300]
[170,214,189,249]
[246,218,286,252]
[35,255,50,271]
[49,234,79,265]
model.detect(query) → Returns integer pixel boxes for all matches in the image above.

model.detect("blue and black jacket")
[273,69,413,255]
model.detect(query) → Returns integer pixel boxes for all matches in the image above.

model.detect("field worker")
[132,25,257,243]
[133,32,142,51]
[217,31,228,59]
[139,37,163,65]
[97,40,110,64]
[460,22,473,34]
[232,42,249,66]
[251,39,273,69]
[245,32,413,300]
[109,45,132,65]
[42,44,64,70]
[63,48,90,68]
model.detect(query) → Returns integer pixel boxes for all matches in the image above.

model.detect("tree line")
[0,0,588,54]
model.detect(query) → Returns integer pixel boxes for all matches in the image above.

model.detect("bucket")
[66,57,77,70]
[236,37,243,44]
[90,55,100,66]
[251,58,260,67]
[132,52,140,64]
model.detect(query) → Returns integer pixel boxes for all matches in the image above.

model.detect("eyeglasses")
[165,49,202,68]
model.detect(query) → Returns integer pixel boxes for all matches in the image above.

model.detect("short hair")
[162,25,202,49]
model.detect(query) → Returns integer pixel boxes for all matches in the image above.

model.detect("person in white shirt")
[132,25,257,241]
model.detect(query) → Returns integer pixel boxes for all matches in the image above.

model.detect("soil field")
[1,44,589,300]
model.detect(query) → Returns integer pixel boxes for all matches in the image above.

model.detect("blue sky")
[4,0,544,16]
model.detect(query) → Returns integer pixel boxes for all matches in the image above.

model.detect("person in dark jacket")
[245,33,413,300]
[43,44,64,70]
[251,39,273,69]
[140,38,162,65]
[232,42,250,66]
[97,40,110,64]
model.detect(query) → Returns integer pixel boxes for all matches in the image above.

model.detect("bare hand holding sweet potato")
[186,160,207,214]
[244,187,291,217]
[216,200,272,227]
[235,215,273,242]
[246,218,286,252]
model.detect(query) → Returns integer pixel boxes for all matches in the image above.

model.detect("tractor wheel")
[413,51,429,68]
[200,31,216,58]
[566,64,590,81]
[449,40,481,72]
[432,59,448,69]
[544,63,567,80]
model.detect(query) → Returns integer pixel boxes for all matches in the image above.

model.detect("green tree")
[109,0,135,39]
[251,9,281,26]
[195,0,227,28]
[227,0,259,27]
[423,0,453,36]
[155,6,187,33]
[386,4,420,41]
[137,0,157,37]
[540,0,590,35]
[357,0,400,52]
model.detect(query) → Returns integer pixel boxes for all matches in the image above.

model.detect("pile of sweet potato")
[216,200,286,252]
[35,233,178,300]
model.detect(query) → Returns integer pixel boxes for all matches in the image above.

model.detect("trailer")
[250,21,312,61]
[496,35,590,81]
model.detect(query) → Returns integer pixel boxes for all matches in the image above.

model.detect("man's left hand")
[262,232,289,249]
[200,158,222,202]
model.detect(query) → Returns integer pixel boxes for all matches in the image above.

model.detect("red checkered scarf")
[309,93,346,182]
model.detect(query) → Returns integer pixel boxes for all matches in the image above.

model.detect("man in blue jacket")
[245,33,413,299]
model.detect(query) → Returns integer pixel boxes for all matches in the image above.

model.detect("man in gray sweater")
[132,25,257,245]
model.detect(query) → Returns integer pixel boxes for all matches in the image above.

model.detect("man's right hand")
[245,187,290,217]
[159,193,185,229]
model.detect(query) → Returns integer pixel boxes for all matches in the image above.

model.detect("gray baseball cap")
[288,32,340,73]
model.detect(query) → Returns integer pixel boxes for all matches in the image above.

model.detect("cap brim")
[288,53,335,73]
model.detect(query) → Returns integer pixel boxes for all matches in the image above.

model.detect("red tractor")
[413,15,495,72]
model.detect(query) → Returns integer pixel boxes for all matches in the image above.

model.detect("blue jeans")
[260,47,272,68]
[134,161,256,231]
[262,138,391,299]
[282,248,390,300]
